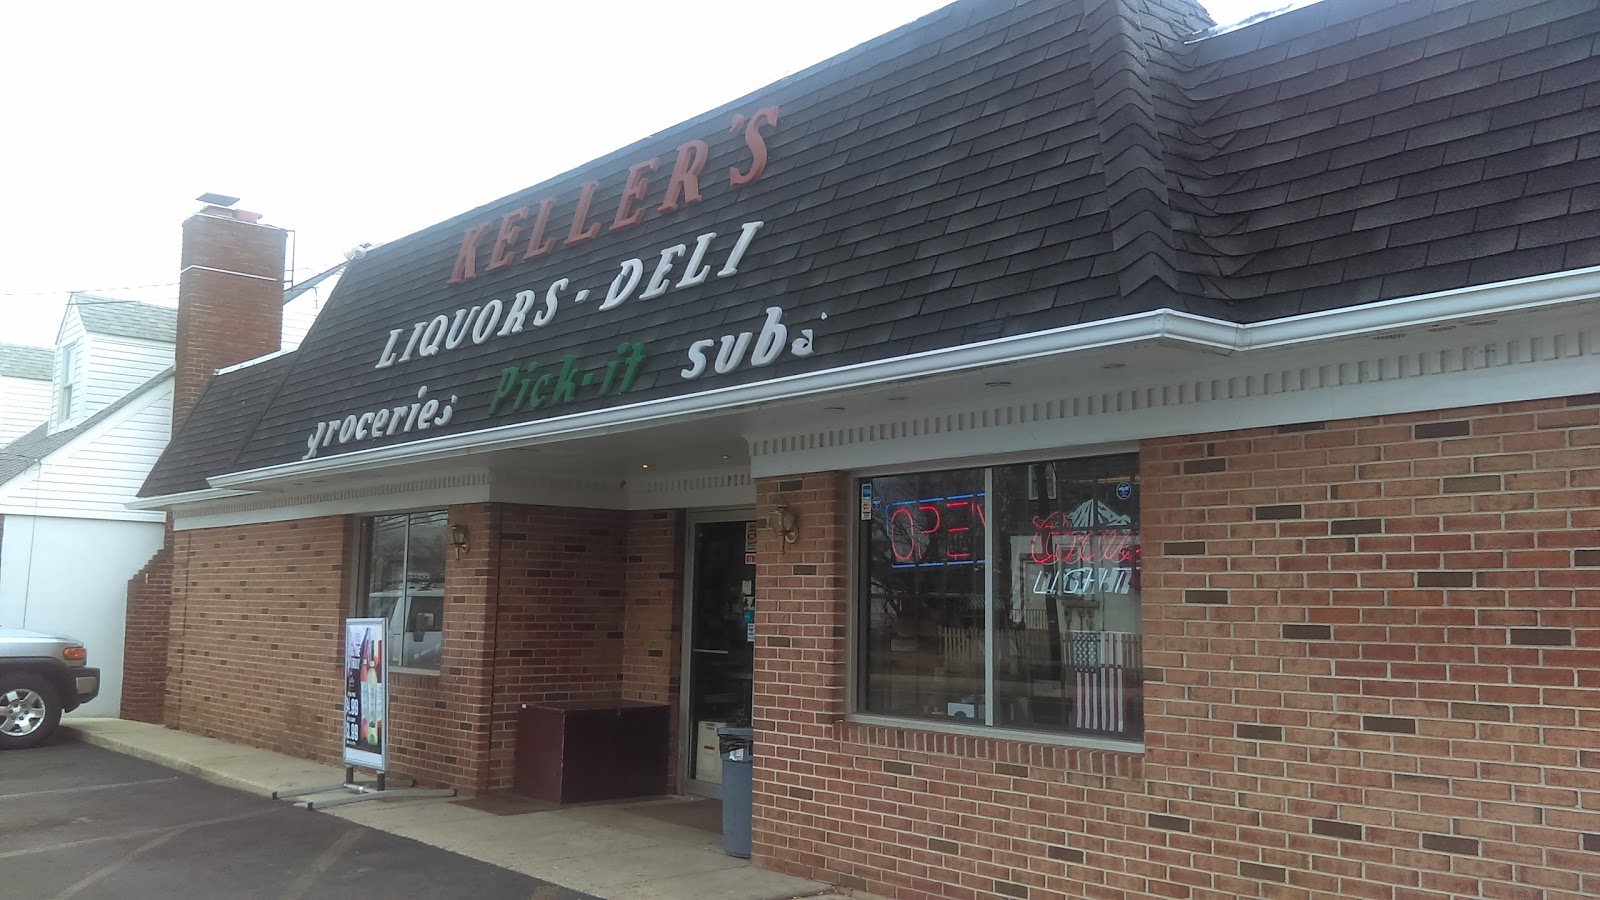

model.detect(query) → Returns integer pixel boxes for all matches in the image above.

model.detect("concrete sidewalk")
[60,718,848,900]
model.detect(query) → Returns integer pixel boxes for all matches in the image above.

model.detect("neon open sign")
[886,493,987,568]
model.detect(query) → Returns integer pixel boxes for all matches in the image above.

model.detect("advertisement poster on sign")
[343,618,387,771]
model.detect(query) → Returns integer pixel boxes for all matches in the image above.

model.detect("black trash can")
[718,726,754,858]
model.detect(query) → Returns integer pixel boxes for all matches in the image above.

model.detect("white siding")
[0,379,172,521]
[78,335,173,421]
[0,514,163,716]
[0,375,50,446]
[281,283,321,350]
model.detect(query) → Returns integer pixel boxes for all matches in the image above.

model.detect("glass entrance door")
[683,518,757,797]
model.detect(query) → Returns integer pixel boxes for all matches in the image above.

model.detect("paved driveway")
[0,741,594,899]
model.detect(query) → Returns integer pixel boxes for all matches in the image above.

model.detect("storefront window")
[858,454,1142,741]
[358,511,447,670]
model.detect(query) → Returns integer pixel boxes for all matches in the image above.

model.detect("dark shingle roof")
[72,294,178,344]
[0,366,174,488]
[139,0,1600,493]
[0,344,53,381]
[1166,0,1600,318]
[137,353,296,498]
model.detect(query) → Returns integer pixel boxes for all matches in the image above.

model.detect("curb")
[58,725,293,800]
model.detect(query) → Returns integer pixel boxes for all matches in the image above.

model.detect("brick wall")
[750,395,1600,900]
[621,509,686,791]
[122,536,173,723]
[385,504,500,792]
[173,207,284,430]
[163,517,351,762]
[145,502,672,796]
[484,504,629,790]
[125,205,287,725]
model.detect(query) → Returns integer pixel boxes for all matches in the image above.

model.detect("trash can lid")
[717,726,754,738]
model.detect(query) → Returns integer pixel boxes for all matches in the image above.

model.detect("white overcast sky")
[1,0,1276,348]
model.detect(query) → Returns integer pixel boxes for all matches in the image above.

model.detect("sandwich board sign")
[343,618,387,771]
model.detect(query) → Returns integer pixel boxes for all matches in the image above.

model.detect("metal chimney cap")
[196,192,241,207]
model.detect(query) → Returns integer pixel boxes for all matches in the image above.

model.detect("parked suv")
[0,628,100,749]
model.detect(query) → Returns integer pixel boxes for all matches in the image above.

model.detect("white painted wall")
[0,375,50,446]
[79,335,173,422]
[0,380,172,521]
[282,279,338,351]
[0,514,163,716]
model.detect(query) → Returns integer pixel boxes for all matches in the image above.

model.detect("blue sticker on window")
[1115,481,1132,501]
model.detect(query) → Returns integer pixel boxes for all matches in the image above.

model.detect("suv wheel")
[0,673,62,750]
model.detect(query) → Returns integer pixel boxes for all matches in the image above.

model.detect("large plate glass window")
[358,511,448,670]
[858,454,1142,741]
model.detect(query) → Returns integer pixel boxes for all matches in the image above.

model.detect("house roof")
[137,353,297,498]
[0,366,175,489]
[0,343,53,381]
[71,294,178,344]
[140,0,1600,496]
[1167,0,1600,318]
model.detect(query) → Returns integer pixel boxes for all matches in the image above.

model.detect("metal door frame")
[678,507,757,799]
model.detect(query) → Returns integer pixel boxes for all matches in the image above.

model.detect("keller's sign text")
[447,106,779,286]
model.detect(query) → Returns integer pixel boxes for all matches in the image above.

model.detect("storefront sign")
[375,221,767,373]
[303,385,460,460]
[887,493,987,568]
[343,618,387,772]
[680,306,815,380]
[445,106,779,286]
[489,342,647,415]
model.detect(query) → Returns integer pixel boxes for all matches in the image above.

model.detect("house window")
[358,511,447,671]
[57,343,76,423]
[857,454,1142,741]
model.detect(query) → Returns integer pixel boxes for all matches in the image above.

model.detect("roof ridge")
[1083,0,1211,299]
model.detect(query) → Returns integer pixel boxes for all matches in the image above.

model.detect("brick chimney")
[173,202,286,430]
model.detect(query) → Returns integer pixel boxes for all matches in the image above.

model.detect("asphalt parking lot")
[0,741,594,900]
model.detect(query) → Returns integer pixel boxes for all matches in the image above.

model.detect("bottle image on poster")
[343,619,386,771]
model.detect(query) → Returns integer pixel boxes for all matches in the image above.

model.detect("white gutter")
[1240,264,1600,351]
[125,487,252,511]
[180,264,1600,496]
[207,309,1197,491]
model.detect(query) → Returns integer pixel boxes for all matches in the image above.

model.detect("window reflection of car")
[389,591,444,669]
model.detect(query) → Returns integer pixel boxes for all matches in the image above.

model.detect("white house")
[0,270,342,716]
[0,344,54,447]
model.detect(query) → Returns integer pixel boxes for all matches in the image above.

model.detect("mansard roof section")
[137,352,296,499]
[1168,0,1600,319]
[139,0,1600,486]
[218,0,1218,476]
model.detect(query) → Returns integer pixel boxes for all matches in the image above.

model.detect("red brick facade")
[749,396,1600,900]
[161,516,351,762]
[620,509,687,791]
[127,395,1598,898]
[121,537,173,724]
[485,505,629,790]
[173,207,284,430]
[139,502,685,796]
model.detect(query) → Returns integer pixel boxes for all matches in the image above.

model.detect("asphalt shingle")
[140,0,1600,493]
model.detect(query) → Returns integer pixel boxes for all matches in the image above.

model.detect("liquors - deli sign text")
[302,105,826,461]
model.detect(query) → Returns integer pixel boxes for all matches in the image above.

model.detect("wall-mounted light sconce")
[449,523,470,558]
[769,504,799,553]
